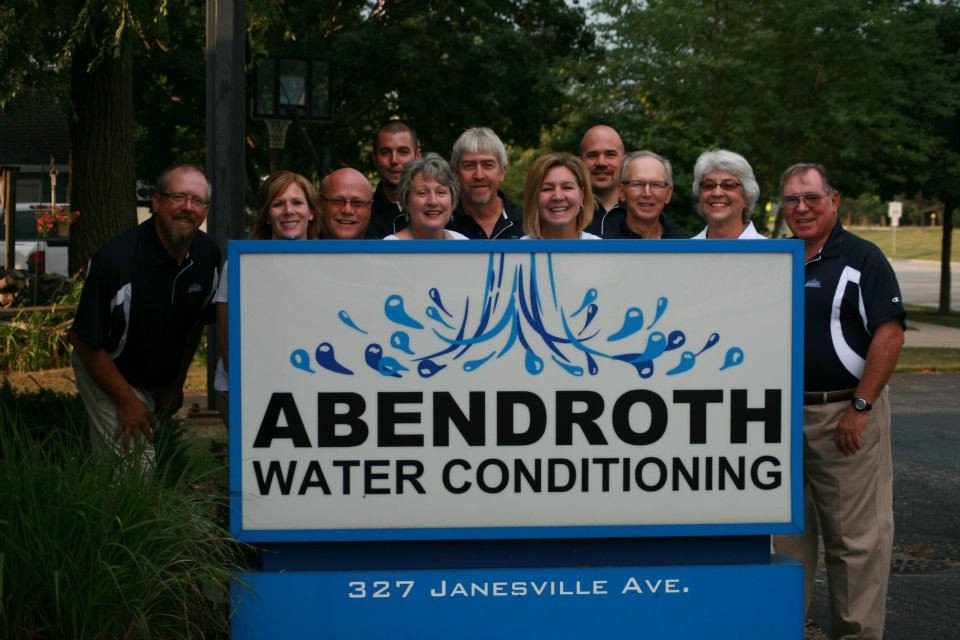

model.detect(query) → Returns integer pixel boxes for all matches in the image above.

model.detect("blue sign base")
[232,555,802,639]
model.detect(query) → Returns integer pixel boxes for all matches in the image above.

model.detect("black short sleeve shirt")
[803,222,905,391]
[71,220,221,388]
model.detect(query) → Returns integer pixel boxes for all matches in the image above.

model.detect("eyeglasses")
[159,192,210,208]
[622,180,670,192]
[781,193,826,209]
[699,180,741,192]
[321,196,372,209]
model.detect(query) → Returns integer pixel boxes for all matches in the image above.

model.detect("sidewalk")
[904,319,960,348]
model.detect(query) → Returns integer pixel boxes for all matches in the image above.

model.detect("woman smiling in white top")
[520,153,600,240]
[384,153,468,240]
[691,149,766,240]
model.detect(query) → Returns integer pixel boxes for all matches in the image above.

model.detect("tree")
[246,0,595,180]
[581,0,960,234]
[0,1,162,273]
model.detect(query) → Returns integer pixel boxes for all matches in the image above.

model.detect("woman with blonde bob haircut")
[521,153,598,239]
[251,171,322,240]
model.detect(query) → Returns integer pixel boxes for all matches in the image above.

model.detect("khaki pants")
[72,352,158,469]
[774,387,894,640]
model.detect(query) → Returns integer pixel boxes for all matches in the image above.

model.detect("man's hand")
[114,396,153,452]
[835,406,868,456]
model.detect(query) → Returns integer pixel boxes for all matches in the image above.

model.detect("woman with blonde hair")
[521,153,599,239]
[215,171,321,425]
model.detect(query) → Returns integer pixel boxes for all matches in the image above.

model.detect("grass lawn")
[849,226,959,262]
[897,348,960,372]
[905,304,960,329]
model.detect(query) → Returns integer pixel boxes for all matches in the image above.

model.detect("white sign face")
[230,241,803,542]
[888,201,903,227]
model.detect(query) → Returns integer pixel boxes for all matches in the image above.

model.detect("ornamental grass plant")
[0,385,242,638]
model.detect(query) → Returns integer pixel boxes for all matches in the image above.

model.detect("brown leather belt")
[803,389,856,405]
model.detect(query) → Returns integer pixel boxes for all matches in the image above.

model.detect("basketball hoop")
[265,118,292,150]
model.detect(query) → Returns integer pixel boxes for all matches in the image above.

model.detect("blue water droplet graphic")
[666,330,686,351]
[607,307,645,342]
[697,332,720,355]
[426,306,456,329]
[464,351,496,372]
[337,310,368,334]
[571,288,598,317]
[384,295,424,330]
[290,349,315,373]
[390,331,414,355]
[418,359,446,378]
[428,288,452,317]
[315,342,353,375]
[648,296,668,329]
[666,351,696,376]
[525,349,544,375]
[720,347,744,370]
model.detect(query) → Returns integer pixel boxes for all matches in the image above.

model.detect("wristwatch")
[852,397,872,412]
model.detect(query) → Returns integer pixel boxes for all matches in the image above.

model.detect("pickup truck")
[0,203,70,277]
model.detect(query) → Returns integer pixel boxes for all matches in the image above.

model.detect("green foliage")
[0,386,241,638]
[0,309,72,372]
[0,276,84,373]
[583,0,960,227]
[896,347,960,373]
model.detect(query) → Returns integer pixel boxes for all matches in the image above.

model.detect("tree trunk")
[939,198,954,314]
[67,32,137,275]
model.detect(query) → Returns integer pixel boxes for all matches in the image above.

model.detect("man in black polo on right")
[774,163,905,640]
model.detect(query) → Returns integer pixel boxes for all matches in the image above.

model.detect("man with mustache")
[579,124,627,235]
[69,163,221,467]
[447,127,523,239]
[366,120,420,238]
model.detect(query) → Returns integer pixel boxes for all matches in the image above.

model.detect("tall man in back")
[366,120,421,238]
[774,163,904,640]
[579,124,626,233]
[447,127,523,239]
[70,164,221,466]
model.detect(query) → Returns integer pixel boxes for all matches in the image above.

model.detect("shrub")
[0,388,242,638]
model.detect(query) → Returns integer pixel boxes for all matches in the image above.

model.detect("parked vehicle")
[0,203,70,276]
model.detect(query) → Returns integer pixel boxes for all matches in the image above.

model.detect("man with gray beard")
[70,163,221,467]
[446,127,523,239]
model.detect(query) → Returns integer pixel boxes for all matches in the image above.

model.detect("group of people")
[68,121,906,640]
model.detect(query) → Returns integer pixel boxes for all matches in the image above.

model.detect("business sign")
[229,240,804,542]
[232,560,802,639]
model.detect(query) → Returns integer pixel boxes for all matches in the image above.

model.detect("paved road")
[890,259,959,311]
[807,373,960,639]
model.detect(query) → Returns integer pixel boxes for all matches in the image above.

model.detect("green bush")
[0,388,242,639]
[0,277,82,373]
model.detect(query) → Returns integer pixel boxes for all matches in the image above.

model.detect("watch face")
[854,398,870,411]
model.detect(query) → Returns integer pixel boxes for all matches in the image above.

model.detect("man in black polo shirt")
[446,127,523,239]
[774,163,904,640]
[579,124,627,231]
[365,120,420,238]
[70,164,221,465]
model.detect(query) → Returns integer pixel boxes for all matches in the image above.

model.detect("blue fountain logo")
[288,253,745,380]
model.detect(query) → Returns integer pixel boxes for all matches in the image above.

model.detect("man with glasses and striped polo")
[774,163,905,640]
